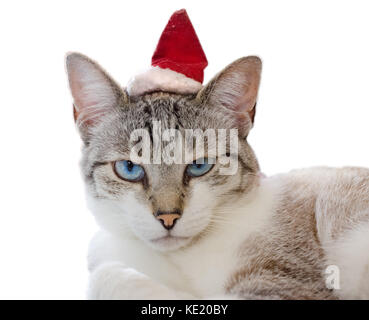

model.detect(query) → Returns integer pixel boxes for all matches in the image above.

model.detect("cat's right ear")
[65,52,127,142]
[197,56,262,137]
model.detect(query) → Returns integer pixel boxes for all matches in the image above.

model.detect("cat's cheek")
[87,192,161,241]
[115,194,167,240]
[177,182,217,235]
[186,181,215,208]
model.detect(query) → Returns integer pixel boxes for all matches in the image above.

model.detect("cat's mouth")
[150,235,191,247]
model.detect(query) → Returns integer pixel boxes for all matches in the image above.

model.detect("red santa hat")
[127,9,208,96]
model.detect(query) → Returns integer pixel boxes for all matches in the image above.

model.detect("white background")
[0,0,368,299]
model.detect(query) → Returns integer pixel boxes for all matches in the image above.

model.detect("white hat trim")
[126,66,203,96]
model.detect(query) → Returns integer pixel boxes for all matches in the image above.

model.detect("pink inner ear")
[238,68,260,115]
[71,82,102,127]
[232,82,258,123]
[73,100,108,127]
[73,104,103,127]
[69,69,110,127]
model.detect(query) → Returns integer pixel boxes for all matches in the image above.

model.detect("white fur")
[126,67,203,96]
[88,262,194,299]
[87,177,279,299]
[324,220,369,299]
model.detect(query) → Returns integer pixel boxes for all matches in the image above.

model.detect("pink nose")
[156,213,181,230]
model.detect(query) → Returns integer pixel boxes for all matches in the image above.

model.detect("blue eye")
[114,160,145,182]
[186,158,214,177]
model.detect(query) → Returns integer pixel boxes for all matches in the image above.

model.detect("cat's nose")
[154,210,181,230]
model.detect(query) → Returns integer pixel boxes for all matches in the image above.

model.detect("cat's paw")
[87,262,175,300]
[88,262,141,300]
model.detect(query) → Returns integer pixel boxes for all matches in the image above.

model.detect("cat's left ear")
[65,52,128,142]
[197,56,261,136]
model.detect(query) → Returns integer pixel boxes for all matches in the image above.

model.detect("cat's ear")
[65,52,127,142]
[197,56,261,136]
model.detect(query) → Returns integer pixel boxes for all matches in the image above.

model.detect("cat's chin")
[147,235,192,251]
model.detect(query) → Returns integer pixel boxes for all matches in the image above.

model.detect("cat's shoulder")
[266,166,369,235]
[264,166,369,219]
[269,166,369,192]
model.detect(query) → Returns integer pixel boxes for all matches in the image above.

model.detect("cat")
[65,52,369,299]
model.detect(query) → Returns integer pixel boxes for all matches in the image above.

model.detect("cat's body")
[65,53,369,299]
[87,166,369,299]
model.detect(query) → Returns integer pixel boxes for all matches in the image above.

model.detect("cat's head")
[66,53,262,251]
